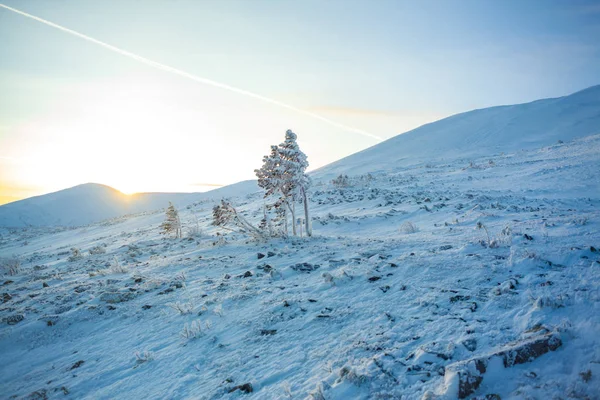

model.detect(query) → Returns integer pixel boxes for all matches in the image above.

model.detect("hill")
[315,84,600,179]
[0,181,260,228]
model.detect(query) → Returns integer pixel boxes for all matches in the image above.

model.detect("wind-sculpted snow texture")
[1,135,599,399]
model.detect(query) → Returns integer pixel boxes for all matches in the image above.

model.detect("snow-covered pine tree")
[255,145,289,236]
[160,202,182,238]
[255,129,312,237]
[278,129,312,237]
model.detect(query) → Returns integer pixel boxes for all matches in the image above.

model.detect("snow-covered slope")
[315,85,600,179]
[0,181,261,228]
[1,135,599,399]
[2,86,598,228]
[0,183,132,228]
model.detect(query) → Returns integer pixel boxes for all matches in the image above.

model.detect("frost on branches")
[160,202,182,238]
[212,200,264,239]
[255,129,312,237]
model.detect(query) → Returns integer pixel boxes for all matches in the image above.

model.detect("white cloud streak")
[0,3,383,141]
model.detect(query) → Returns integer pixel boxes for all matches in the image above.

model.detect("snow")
[1,87,600,399]
[314,84,600,180]
[1,131,599,399]
[0,181,259,228]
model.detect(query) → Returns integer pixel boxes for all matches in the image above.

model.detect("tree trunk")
[301,187,311,237]
[286,200,296,236]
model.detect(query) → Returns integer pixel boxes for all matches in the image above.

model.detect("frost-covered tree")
[255,129,312,237]
[212,200,264,239]
[161,202,182,238]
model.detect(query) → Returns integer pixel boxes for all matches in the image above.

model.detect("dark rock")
[499,333,561,367]
[450,295,470,303]
[267,251,276,257]
[291,262,320,272]
[2,292,11,303]
[368,276,382,282]
[590,246,597,253]
[3,280,14,285]
[223,274,231,280]
[158,288,175,295]
[446,332,561,398]
[242,271,253,278]
[69,360,85,370]
[380,285,390,293]
[228,383,253,394]
[389,263,398,268]
[308,299,317,303]
[462,338,477,352]
[24,390,48,400]
[74,285,89,293]
[134,277,143,283]
[283,300,290,307]
[42,282,49,288]
[523,234,534,241]
[257,253,265,259]
[142,305,152,310]
[5,314,24,325]
[580,369,592,382]
[260,329,277,336]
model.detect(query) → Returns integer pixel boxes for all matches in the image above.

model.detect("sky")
[1,0,599,204]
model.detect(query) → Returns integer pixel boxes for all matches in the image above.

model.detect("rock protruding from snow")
[443,332,562,398]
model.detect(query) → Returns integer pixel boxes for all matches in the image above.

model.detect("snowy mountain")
[1,133,599,399]
[315,84,600,179]
[2,86,598,228]
[0,181,260,228]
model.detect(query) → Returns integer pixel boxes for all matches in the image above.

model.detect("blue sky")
[1,0,599,203]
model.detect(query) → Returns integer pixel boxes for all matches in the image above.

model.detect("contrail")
[0,3,383,141]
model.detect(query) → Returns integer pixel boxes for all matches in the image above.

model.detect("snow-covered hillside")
[315,85,600,180]
[2,86,598,229]
[0,181,260,228]
[1,133,599,399]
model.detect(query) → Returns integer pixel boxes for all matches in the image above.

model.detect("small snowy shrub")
[109,257,128,274]
[308,382,328,400]
[134,350,154,366]
[213,304,224,317]
[68,247,83,262]
[167,301,194,315]
[1,257,21,276]
[281,381,293,398]
[337,366,369,386]
[476,222,498,247]
[89,245,106,255]
[187,224,203,238]
[498,224,513,246]
[332,174,350,188]
[180,320,206,339]
[400,221,418,234]
[532,293,569,309]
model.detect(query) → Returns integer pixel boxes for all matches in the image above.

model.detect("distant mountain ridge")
[314,84,600,179]
[0,181,259,228]
[1,84,599,228]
